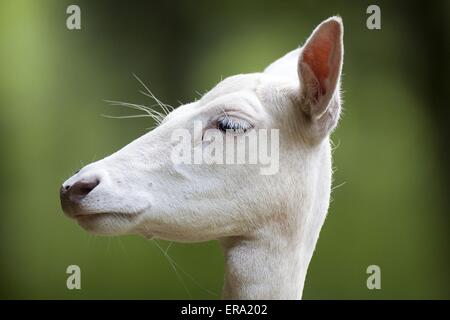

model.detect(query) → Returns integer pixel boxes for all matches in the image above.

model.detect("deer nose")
[60,177,100,209]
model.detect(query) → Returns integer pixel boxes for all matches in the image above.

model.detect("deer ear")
[298,17,343,133]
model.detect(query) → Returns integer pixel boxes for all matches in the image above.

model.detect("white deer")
[60,16,344,299]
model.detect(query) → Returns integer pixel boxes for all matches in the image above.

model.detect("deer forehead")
[163,73,295,128]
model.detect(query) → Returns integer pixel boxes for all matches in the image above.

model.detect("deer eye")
[217,116,253,134]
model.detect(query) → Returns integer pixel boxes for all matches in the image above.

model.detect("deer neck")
[220,220,321,300]
[219,141,332,300]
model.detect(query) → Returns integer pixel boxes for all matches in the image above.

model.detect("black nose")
[60,177,100,211]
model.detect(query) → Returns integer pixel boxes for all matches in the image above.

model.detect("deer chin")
[73,211,142,235]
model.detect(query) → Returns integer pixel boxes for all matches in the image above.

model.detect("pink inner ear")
[302,22,340,98]
[303,41,331,96]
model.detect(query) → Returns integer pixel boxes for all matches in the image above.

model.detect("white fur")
[62,17,344,299]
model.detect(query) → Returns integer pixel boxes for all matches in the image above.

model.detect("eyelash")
[217,116,253,134]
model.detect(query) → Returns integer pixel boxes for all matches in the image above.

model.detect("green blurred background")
[0,0,449,299]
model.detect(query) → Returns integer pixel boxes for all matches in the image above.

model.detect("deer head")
[60,17,343,298]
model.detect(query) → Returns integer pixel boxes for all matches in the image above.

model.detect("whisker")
[133,73,174,114]
[331,181,346,192]
[101,114,158,119]
[152,239,192,298]
[104,99,163,117]
[330,138,341,152]
[102,74,175,128]
[139,90,173,115]
[165,241,173,254]
[103,99,165,125]
[150,240,218,297]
